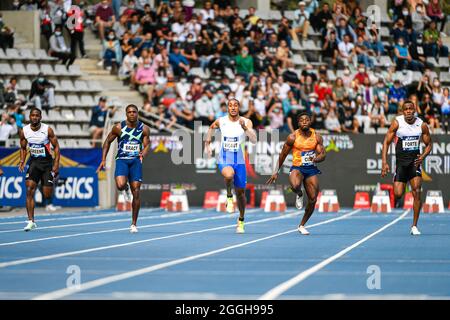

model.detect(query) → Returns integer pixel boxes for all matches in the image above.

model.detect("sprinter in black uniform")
[18,108,60,231]
[381,101,432,235]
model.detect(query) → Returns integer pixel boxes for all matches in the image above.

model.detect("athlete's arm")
[18,129,27,173]
[0,166,3,176]
[140,125,151,161]
[313,132,326,163]
[381,119,399,177]
[48,127,60,176]
[266,133,295,184]
[96,124,121,173]
[240,117,257,144]
[415,122,432,167]
[204,119,220,158]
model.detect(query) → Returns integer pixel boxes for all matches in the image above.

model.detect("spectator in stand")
[292,1,310,43]
[340,106,359,133]
[155,104,177,131]
[423,20,449,59]
[67,4,87,59]
[135,58,156,103]
[267,103,285,131]
[194,90,214,125]
[409,34,434,72]
[368,96,386,129]
[325,108,341,133]
[392,18,410,44]
[169,44,190,77]
[312,1,331,32]
[441,88,450,132]
[412,3,431,33]
[427,0,446,32]
[336,17,357,43]
[416,74,433,100]
[169,94,195,128]
[322,30,338,69]
[95,0,116,42]
[393,37,412,70]
[89,97,116,147]
[119,47,139,82]
[0,113,18,147]
[337,34,357,69]
[29,72,55,110]
[234,46,254,83]
[102,30,122,71]
[388,80,407,115]
[49,25,75,67]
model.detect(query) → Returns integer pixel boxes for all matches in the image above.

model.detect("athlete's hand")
[239,118,248,131]
[266,173,278,184]
[18,162,25,173]
[414,155,424,167]
[52,165,59,177]
[96,160,106,173]
[205,143,212,158]
[381,162,390,177]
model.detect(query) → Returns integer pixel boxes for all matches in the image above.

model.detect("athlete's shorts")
[290,165,321,180]
[218,163,247,189]
[115,158,142,183]
[26,160,54,187]
[394,163,422,183]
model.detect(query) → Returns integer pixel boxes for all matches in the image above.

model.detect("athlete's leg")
[25,180,37,222]
[129,181,142,226]
[221,166,235,197]
[235,187,246,221]
[42,186,54,206]
[300,175,320,226]
[115,176,128,191]
[393,181,406,207]
[409,177,422,227]
[289,169,304,197]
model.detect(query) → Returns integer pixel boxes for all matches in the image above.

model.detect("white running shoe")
[410,226,421,236]
[24,220,37,232]
[226,196,234,213]
[45,204,59,212]
[295,192,304,210]
[130,225,138,233]
[123,185,132,202]
[298,225,310,235]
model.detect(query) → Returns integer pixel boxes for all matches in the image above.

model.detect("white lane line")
[0,207,164,222]
[0,209,297,269]
[0,209,260,247]
[0,208,166,226]
[259,210,410,300]
[0,209,213,234]
[32,209,360,300]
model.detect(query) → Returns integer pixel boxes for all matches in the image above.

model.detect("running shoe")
[24,220,37,232]
[410,226,421,236]
[295,191,304,210]
[226,196,234,213]
[236,220,245,234]
[130,225,138,233]
[45,204,59,212]
[298,225,310,235]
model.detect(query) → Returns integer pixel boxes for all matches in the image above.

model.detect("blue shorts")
[218,163,247,189]
[290,166,321,180]
[115,158,142,183]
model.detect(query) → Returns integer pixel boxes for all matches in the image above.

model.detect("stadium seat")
[60,79,76,92]
[74,80,89,91]
[48,109,61,121]
[66,94,82,106]
[68,64,82,76]
[55,94,68,107]
[75,109,90,122]
[0,49,6,60]
[87,80,102,92]
[0,63,13,75]
[80,95,96,107]
[77,139,92,148]
[18,78,31,91]
[61,109,75,122]
[54,64,70,76]
[34,49,57,61]
[26,63,40,76]
[40,64,56,76]
[19,48,35,60]
[6,48,23,60]
[56,124,70,135]
[11,63,27,75]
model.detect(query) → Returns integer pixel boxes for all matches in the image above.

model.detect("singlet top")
[291,129,318,167]
[218,116,247,165]
[23,123,52,162]
[395,115,423,166]
[116,121,144,160]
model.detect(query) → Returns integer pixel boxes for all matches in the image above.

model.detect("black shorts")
[26,160,54,187]
[394,163,422,183]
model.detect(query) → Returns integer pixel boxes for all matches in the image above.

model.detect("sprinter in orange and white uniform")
[267,112,326,235]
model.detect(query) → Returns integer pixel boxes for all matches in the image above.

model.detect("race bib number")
[123,143,140,154]
[402,136,420,151]
[29,144,46,157]
[301,151,316,166]
[223,137,239,152]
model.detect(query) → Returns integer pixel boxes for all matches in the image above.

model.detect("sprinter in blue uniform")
[97,104,150,233]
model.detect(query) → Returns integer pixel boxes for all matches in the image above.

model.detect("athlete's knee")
[26,186,36,197]
[223,172,234,180]
[412,188,421,199]
[308,195,318,204]
[116,182,127,191]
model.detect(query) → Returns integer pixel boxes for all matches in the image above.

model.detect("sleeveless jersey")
[292,129,318,167]
[395,115,423,166]
[23,123,52,161]
[218,116,247,165]
[116,121,144,160]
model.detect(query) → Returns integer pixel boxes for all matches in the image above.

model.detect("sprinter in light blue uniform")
[205,99,257,233]
[97,104,150,233]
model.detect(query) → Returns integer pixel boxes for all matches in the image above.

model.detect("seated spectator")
[234,46,254,83]
[169,94,195,128]
[209,51,226,78]
[325,108,342,133]
[355,35,375,68]
[155,104,177,131]
[322,31,339,69]
[267,103,285,131]
[353,95,371,131]
[393,37,412,70]
[423,20,449,59]
[169,44,190,76]
[368,96,386,129]
[0,112,18,147]
[388,80,407,114]
[194,91,214,125]
[3,77,19,105]
[28,72,55,110]
[102,30,122,71]
[119,47,139,82]
[89,97,116,147]
[340,107,359,133]
[441,88,450,132]
[427,0,446,32]
[336,17,356,43]
[135,58,156,102]
[337,34,357,69]
[48,25,75,67]
[292,1,310,43]
[392,18,410,45]
[313,2,332,32]
[95,0,116,41]
[412,3,431,33]
[0,13,14,50]
[409,34,434,72]
[276,39,292,70]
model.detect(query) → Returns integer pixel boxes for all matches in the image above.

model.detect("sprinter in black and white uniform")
[18,108,60,231]
[381,101,432,236]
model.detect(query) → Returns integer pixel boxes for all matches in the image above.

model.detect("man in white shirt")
[338,34,357,69]
[195,91,215,125]
[0,113,18,146]
[292,2,310,43]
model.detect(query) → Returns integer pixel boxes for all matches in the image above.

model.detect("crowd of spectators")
[2,0,450,135]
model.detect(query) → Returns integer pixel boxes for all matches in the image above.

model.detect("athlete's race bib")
[29,144,46,157]
[301,151,316,166]
[223,137,239,152]
[402,136,420,152]
[123,142,140,154]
